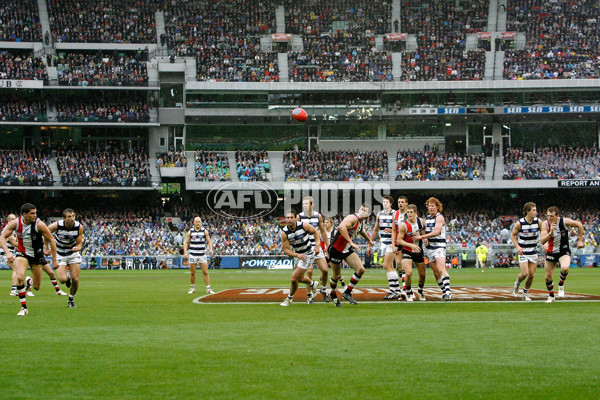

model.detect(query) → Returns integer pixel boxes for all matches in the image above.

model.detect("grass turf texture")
[1,268,599,400]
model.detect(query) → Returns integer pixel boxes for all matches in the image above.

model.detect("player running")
[368,195,401,299]
[540,206,584,303]
[511,202,542,301]
[280,211,321,306]
[327,204,374,306]
[298,196,330,303]
[0,203,59,316]
[46,208,84,308]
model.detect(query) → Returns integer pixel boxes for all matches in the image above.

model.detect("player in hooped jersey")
[393,204,427,301]
[510,202,543,301]
[183,217,215,295]
[0,203,58,316]
[280,211,321,306]
[413,197,452,301]
[46,208,84,308]
[368,195,401,299]
[297,196,330,303]
[327,204,374,306]
[540,206,584,303]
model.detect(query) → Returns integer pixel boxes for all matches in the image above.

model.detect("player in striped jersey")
[327,204,374,306]
[2,213,20,296]
[541,206,584,303]
[0,203,58,316]
[414,197,452,301]
[47,208,84,308]
[298,196,330,303]
[368,195,401,299]
[183,217,215,295]
[510,202,543,301]
[393,204,427,301]
[280,211,321,306]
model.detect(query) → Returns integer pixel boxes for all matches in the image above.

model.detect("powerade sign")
[504,106,600,114]
[239,256,294,270]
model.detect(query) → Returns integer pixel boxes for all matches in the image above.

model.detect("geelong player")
[368,195,401,299]
[511,202,542,301]
[280,211,321,306]
[327,204,374,306]
[540,206,584,303]
[414,197,452,301]
[183,217,215,295]
[393,204,427,301]
[298,196,330,303]
[46,208,84,308]
[0,203,58,316]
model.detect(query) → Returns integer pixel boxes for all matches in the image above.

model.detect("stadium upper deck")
[1,0,600,192]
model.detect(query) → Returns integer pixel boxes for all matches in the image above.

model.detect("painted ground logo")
[207,182,279,220]
[194,287,600,304]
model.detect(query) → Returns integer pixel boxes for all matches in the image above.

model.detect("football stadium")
[1,0,600,399]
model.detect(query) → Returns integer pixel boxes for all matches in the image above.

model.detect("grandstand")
[1,0,600,258]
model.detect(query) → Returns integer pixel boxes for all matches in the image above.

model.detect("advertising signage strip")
[504,106,600,114]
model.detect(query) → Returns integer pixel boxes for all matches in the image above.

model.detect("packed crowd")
[284,0,391,34]
[0,95,46,122]
[503,146,600,179]
[0,52,47,81]
[503,48,600,80]
[163,0,278,82]
[289,33,393,82]
[236,150,270,181]
[400,49,486,81]
[445,209,506,246]
[284,149,389,181]
[396,150,486,180]
[79,210,178,256]
[196,43,279,82]
[156,151,187,168]
[504,0,600,79]
[55,97,150,123]
[402,0,488,50]
[56,148,151,186]
[0,149,53,186]
[54,52,148,86]
[47,0,156,43]
[0,1,41,42]
[194,150,231,181]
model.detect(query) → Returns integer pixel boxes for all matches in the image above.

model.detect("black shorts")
[15,252,47,266]
[327,245,354,265]
[402,251,424,264]
[546,251,571,263]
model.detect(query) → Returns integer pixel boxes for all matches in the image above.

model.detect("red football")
[292,107,308,122]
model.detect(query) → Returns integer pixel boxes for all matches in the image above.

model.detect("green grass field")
[1,268,599,400]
